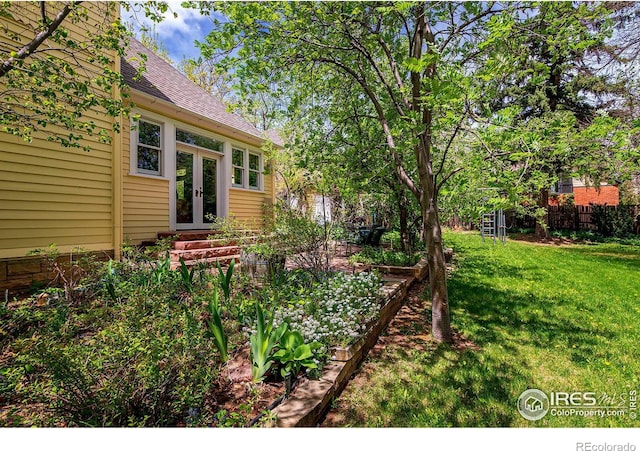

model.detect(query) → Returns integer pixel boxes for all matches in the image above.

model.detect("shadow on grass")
[326,235,633,427]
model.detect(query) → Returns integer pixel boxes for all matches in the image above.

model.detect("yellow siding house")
[0,4,279,293]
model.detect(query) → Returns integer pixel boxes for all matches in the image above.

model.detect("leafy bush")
[591,205,634,238]
[349,246,422,267]
[2,251,230,427]
[27,289,221,427]
[272,329,322,394]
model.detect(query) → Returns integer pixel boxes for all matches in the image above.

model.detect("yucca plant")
[150,252,172,286]
[178,257,196,293]
[250,300,287,382]
[207,289,229,363]
[104,259,118,304]
[216,259,234,302]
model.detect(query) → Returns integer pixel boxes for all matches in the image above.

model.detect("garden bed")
[271,276,413,427]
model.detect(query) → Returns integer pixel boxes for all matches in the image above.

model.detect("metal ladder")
[481,209,506,245]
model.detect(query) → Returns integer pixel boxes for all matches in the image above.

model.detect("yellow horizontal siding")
[0,184,111,203]
[0,242,114,260]
[0,2,117,259]
[229,171,274,229]
[122,120,170,244]
[0,187,111,205]
[1,213,110,224]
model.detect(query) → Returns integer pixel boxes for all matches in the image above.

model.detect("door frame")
[173,143,223,230]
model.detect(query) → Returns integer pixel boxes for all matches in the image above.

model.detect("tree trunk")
[409,3,453,344]
[421,185,453,343]
[395,187,410,254]
[535,188,550,239]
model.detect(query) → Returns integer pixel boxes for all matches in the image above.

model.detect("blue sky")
[122,1,216,63]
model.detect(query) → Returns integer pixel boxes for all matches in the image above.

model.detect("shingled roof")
[121,38,265,142]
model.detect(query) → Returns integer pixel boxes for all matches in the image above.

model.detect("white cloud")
[122,1,215,62]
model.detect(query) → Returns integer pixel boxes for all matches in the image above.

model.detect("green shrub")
[4,275,222,427]
[349,246,422,267]
[591,205,634,238]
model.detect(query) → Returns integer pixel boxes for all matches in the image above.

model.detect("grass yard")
[324,231,640,427]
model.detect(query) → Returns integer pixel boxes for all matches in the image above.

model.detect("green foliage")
[103,259,118,304]
[249,300,287,383]
[216,259,235,302]
[590,205,635,238]
[272,329,322,394]
[349,246,422,267]
[206,289,229,363]
[149,253,172,286]
[178,257,196,294]
[0,2,169,151]
[2,284,220,426]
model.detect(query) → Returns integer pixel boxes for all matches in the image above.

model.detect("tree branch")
[0,1,81,78]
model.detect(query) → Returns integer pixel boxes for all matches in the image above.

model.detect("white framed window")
[231,148,262,190]
[248,152,261,190]
[232,148,245,187]
[176,128,223,153]
[135,118,163,176]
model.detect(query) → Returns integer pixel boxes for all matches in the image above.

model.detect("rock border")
[370,257,429,282]
[272,275,415,427]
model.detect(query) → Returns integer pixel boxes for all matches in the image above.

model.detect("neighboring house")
[0,5,279,293]
[285,191,333,224]
[549,177,619,206]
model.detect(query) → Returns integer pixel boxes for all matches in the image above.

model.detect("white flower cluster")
[274,272,383,347]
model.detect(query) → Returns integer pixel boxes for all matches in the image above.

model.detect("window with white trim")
[232,148,245,187]
[136,119,163,175]
[231,148,262,190]
[176,128,223,153]
[248,152,260,190]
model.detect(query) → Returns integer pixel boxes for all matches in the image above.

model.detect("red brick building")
[549,178,619,207]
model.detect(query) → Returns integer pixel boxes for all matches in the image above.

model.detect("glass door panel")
[176,151,194,225]
[202,157,217,223]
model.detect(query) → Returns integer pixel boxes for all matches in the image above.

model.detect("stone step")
[172,235,261,250]
[169,254,240,270]
[158,230,222,241]
[170,246,239,262]
[172,238,238,250]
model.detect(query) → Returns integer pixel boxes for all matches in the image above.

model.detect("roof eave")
[128,88,272,148]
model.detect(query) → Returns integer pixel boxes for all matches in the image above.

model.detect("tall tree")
[480,2,637,236]
[193,1,508,343]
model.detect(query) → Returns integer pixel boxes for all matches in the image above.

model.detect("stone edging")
[271,275,415,427]
[370,257,429,282]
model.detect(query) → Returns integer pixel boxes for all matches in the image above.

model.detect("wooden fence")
[507,205,640,233]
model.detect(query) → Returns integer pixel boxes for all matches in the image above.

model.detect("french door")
[175,146,220,229]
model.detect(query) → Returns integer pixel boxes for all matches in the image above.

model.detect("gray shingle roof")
[122,38,265,142]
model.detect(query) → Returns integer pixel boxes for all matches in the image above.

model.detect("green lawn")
[327,231,640,427]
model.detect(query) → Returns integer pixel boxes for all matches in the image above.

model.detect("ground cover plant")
[323,231,640,427]
[349,246,423,267]
[0,244,383,427]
